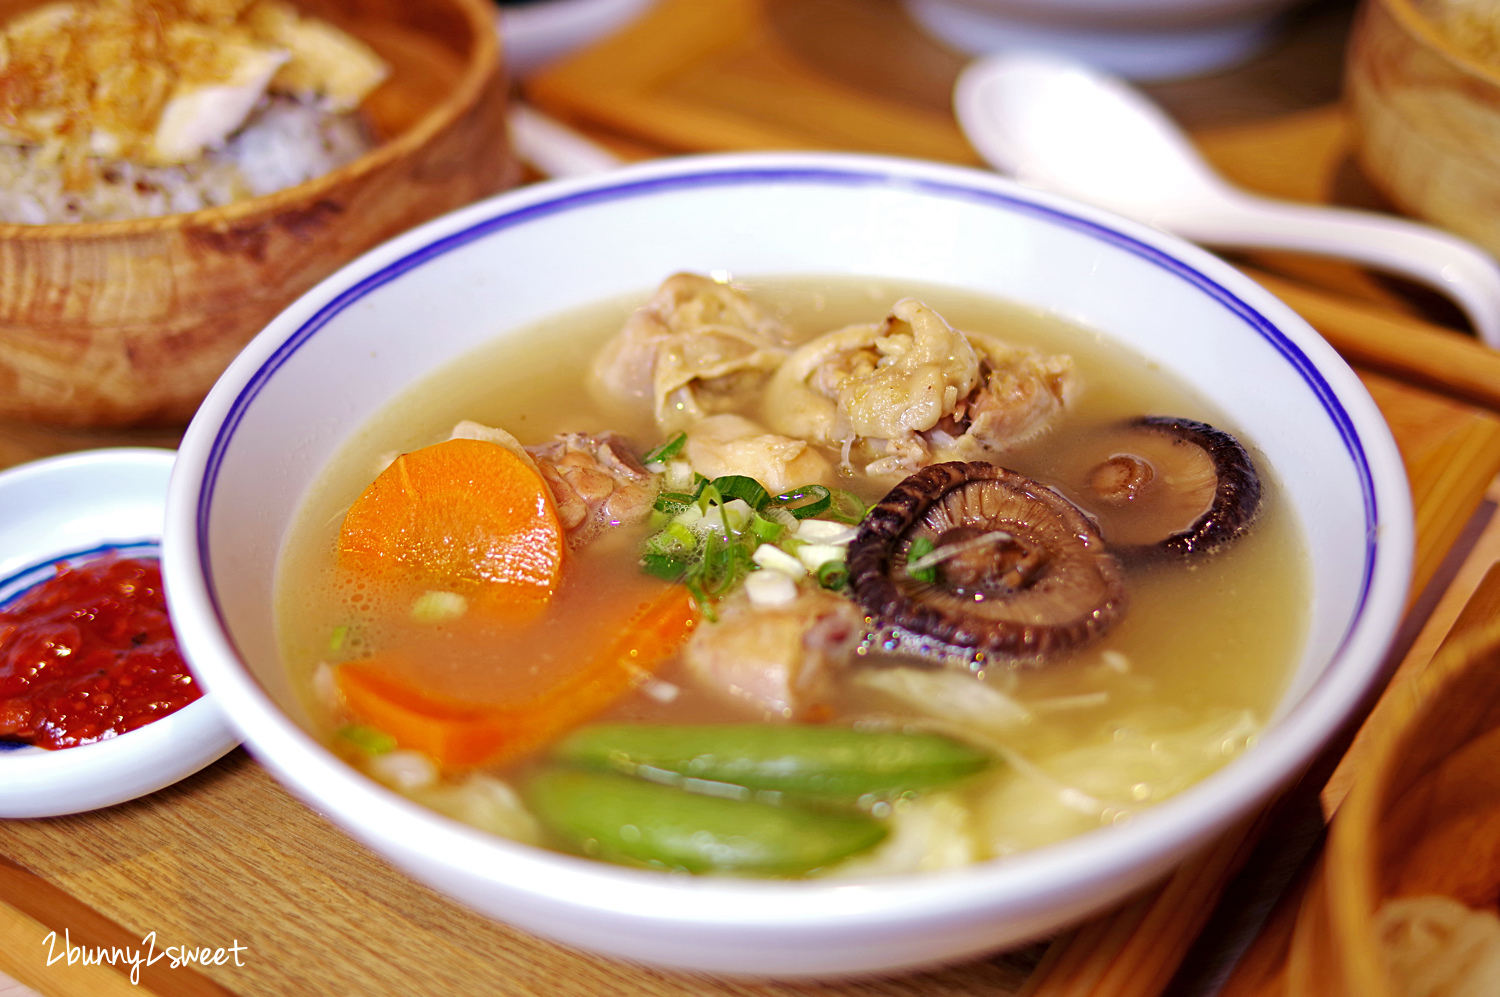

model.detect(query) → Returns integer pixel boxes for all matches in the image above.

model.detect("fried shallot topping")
[0,0,386,182]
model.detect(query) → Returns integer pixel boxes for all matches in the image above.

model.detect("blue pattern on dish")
[0,540,161,609]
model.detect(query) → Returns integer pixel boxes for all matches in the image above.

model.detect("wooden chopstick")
[1240,267,1500,415]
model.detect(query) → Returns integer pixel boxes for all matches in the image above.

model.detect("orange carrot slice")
[337,584,699,769]
[337,438,564,621]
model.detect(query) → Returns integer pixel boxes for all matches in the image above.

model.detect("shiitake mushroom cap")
[1057,416,1261,558]
[847,462,1127,666]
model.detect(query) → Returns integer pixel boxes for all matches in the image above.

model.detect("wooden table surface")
[7,1,1500,995]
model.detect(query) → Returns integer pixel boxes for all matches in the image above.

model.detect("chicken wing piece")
[589,273,792,433]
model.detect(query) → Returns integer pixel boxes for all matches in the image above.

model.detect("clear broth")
[276,275,1310,866]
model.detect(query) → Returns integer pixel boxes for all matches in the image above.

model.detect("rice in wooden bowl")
[0,0,514,426]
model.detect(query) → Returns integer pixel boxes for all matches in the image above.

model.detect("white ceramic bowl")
[498,0,657,77]
[0,449,238,818]
[902,0,1309,79]
[162,152,1413,977]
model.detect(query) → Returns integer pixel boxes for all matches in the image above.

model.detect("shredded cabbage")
[411,774,543,845]
[974,707,1261,855]
[821,792,981,878]
[854,666,1033,735]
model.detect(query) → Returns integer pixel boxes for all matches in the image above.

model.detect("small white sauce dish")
[0,448,238,819]
[163,152,1413,977]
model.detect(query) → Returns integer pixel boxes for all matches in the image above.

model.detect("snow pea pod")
[526,768,887,875]
[555,723,991,799]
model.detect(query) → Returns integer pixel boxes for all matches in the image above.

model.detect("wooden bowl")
[1286,564,1500,995]
[0,0,516,427]
[1345,0,1500,261]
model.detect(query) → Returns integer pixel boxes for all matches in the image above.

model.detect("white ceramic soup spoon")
[953,49,1500,348]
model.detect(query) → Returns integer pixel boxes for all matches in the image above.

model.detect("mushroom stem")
[904,530,1015,574]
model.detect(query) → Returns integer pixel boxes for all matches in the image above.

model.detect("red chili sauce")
[0,555,199,749]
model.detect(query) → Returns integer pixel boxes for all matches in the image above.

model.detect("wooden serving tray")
[7,1,1500,994]
[3,362,1492,997]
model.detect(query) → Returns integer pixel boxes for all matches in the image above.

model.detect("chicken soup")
[276,273,1308,877]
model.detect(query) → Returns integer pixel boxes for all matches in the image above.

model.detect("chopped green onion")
[643,528,689,557]
[641,432,688,465]
[750,514,785,543]
[720,499,756,534]
[707,475,770,510]
[763,505,800,530]
[698,532,733,596]
[769,484,831,520]
[716,530,758,599]
[694,481,723,512]
[753,543,807,576]
[684,577,716,621]
[816,560,848,591]
[640,471,839,610]
[653,490,696,514]
[794,518,858,544]
[328,625,348,652]
[663,461,696,492]
[663,521,698,549]
[641,551,689,582]
[797,544,845,572]
[906,537,937,583]
[827,488,867,524]
[338,723,397,756]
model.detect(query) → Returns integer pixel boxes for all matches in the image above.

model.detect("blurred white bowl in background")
[499,0,656,76]
[904,0,1308,79]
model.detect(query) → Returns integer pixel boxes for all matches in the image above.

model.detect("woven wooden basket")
[1286,563,1500,995]
[0,0,516,426]
[1346,0,1500,261]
